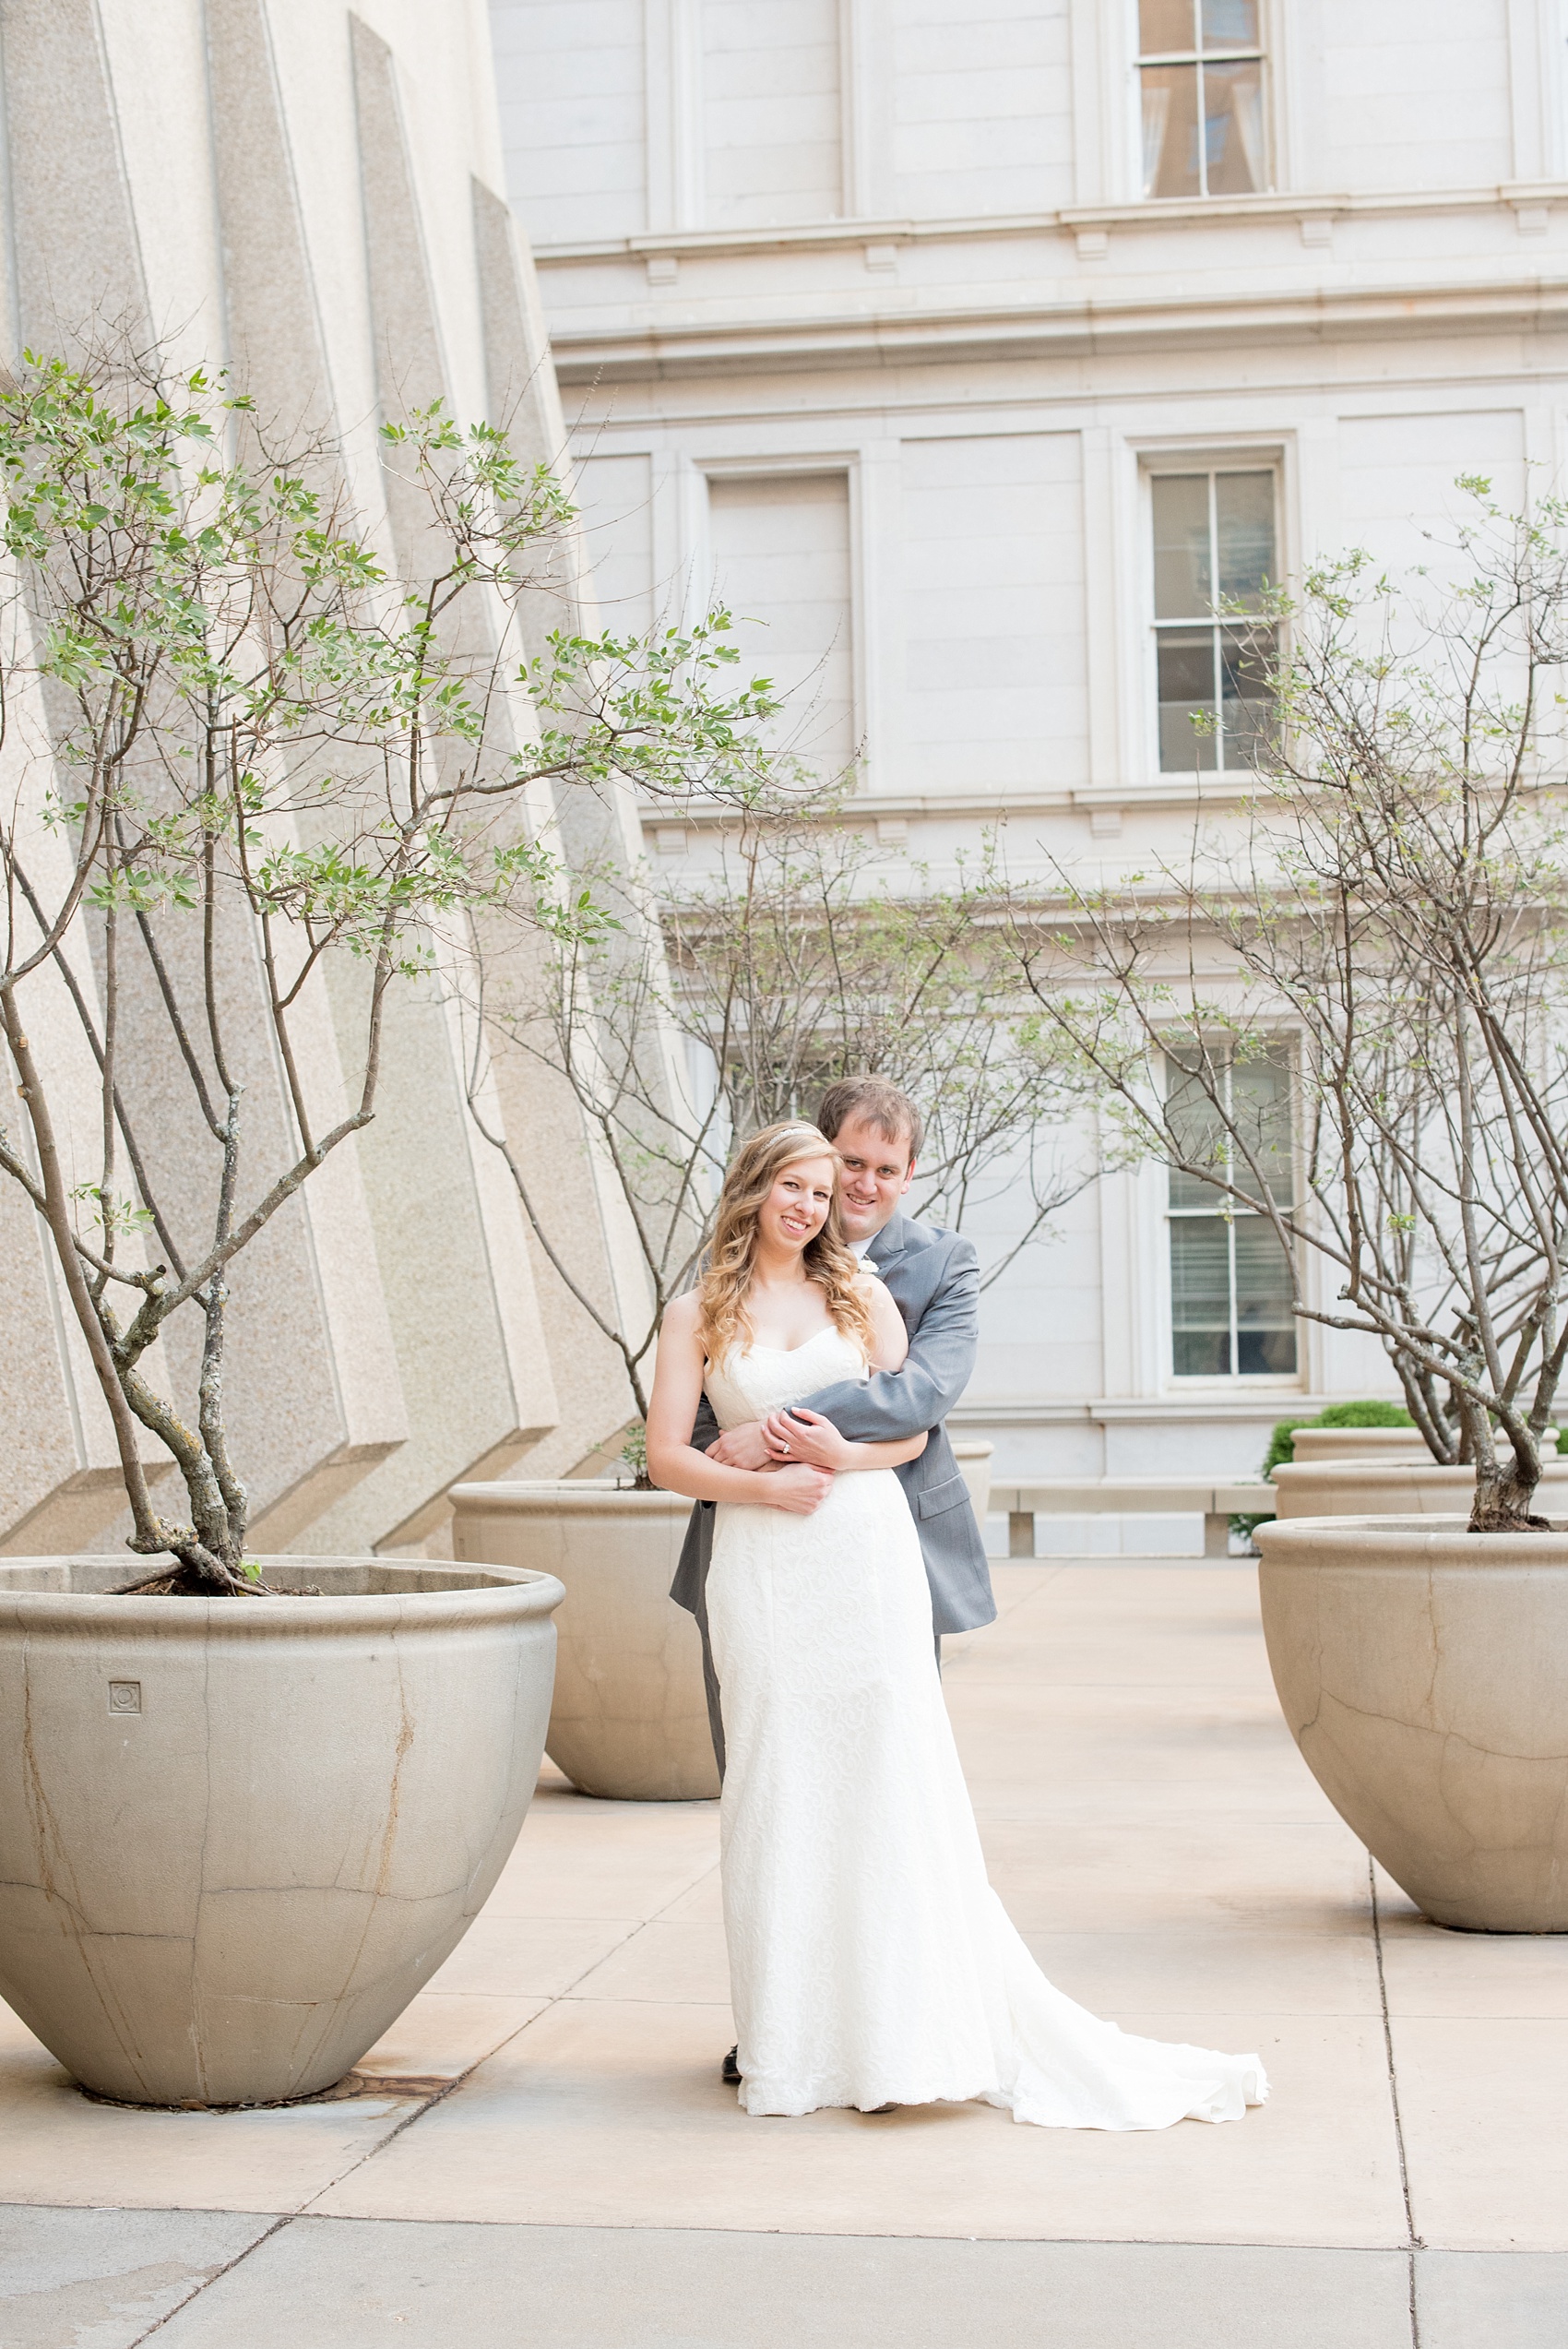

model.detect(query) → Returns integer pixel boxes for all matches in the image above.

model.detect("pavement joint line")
[304,1827,728,2204]
[296,2074,461,2219]
[122,2210,296,2345]
[646,1861,721,1926]
[10,2203,1415,2250]
[293,1901,672,2223]
[1369,1851,1423,2349]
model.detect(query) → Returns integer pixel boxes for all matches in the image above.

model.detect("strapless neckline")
[740,1326,840,1360]
[704,1325,867,1435]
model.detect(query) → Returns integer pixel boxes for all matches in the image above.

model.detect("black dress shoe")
[721,2045,742,2086]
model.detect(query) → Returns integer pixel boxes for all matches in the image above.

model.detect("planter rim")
[0,1554,566,1636]
[1272,1459,1568,1485]
[1255,1512,1568,1562]
[453,1480,691,1515]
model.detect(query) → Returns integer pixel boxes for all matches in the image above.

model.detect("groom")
[670,1075,997,1778]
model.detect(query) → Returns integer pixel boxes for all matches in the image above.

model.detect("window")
[1151,468,1277,773]
[1166,1050,1297,1377]
[1138,3,1266,200]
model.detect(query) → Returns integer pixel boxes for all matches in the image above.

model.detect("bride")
[647,1119,1267,2129]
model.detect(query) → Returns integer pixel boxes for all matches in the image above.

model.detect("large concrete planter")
[1273,1456,1568,1520]
[451,1482,719,1802]
[1289,1427,1429,1465]
[952,1440,994,1525]
[1255,1514,1568,1930]
[1289,1426,1559,1466]
[0,1555,564,2106]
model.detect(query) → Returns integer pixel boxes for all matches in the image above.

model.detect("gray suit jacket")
[669,1211,997,1639]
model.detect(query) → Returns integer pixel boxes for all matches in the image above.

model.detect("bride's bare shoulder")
[855,1270,909,1369]
[662,1292,704,1342]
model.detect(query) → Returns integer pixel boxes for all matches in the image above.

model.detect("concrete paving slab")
[952,1687,1346,1811]
[0,2202,274,2346]
[567,1919,733,2007]
[1379,1917,1568,2020]
[0,2008,424,2215]
[1393,2017,1568,2250]
[1017,1929,1382,2020]
[981,1818,1372,1936]
[423,1912,641,1997]
[309,1997,1407,2247]
[965,1758,1337,1826]
[135,2217,1420,2349]
[1416,2249,1568,2347]
[353,1993,549,2082]
[655,1867,725,1925]
[480,1785,720,1923]
[952,1566,1273,1688]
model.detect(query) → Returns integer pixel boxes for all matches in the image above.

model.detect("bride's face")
[757,1154,837,1257]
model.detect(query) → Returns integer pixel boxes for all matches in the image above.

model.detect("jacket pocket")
[917,1471,971,1520]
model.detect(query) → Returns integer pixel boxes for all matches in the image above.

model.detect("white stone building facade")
[489,0,1568,1487]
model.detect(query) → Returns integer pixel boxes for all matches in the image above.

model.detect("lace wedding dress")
[705,1323,1268,2128]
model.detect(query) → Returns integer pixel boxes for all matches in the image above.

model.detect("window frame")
[1142,452,1284,781]
[1133,0,1274,203]
[1163,1041,1302,1387]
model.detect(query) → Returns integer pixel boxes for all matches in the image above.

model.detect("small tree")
[1008,489,1568,1532]
[0,352,779,1590]
[463,788,1088,1425]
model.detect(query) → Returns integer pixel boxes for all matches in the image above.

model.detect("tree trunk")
[1468,1460,1552,1533]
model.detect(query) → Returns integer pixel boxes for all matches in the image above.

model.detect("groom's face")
[832,1116,916,1242]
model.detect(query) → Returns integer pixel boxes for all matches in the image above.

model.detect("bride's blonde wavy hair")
[697,1121,875,1367]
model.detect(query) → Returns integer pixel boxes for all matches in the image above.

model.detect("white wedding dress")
[705,1324,1268,2128]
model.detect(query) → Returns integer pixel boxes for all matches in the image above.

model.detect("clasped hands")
[706,1410,849,1516]
[707,1409,852,1473]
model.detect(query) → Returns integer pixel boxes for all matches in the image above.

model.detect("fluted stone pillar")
[0,0,638,1558]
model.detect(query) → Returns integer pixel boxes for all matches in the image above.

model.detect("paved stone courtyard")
[0,1560,1562,2345]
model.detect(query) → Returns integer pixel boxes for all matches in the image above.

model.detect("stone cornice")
[947,1395,1341,1425]
[533,182,1568,268]
[641,781,1257,828]
[549,270,1568,383]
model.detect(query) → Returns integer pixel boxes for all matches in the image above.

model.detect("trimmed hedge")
[1232,1400,1417,1544]
[1260,1397,1414,1481]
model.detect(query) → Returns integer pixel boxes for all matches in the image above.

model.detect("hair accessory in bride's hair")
[697,1120,875,1366]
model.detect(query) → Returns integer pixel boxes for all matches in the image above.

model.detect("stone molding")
[531,181,1568,267]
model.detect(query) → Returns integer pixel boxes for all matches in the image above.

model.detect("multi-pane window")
[1166,1050,1297,1377]
[1152,469,1277,773]
[1139,3,1267,200]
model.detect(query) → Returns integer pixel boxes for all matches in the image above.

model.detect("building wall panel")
[1319,2,1513,190]
[891,1,1072,218]
[703,0,842,229]
[900,433,1087,794]
[708,471,854,781]
[573,452,658,637]
[492,0,646,243]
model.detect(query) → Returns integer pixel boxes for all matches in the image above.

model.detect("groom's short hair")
[816,1077,923,1161]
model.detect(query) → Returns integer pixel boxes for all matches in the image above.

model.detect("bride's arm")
[645,1297,835,1515]
[765,1283,926,1474]
[769,1413,928,1474]
[863,1276,910,1373]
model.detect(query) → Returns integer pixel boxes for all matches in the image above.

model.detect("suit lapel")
[866,1214,909,1275]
